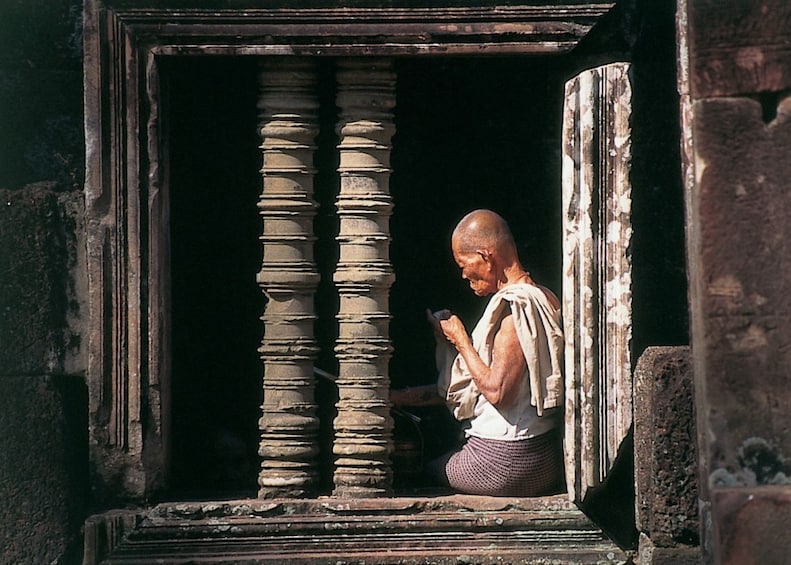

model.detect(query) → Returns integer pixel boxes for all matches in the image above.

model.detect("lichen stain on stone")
[727,324,768,353]
[617,192,631,215]
[694,154,707,187]
[709,275,768,312]
[734,47,765,71]
[606,219,623,244]
[707,274,743,304]
[777,93,791,120]
[605,273,631,305]
[613,133,629,150]
[606,303,631,327]
[709,467,744,488]
[709,437,791,488]
[738,437,790,485]
[751,293,768,307]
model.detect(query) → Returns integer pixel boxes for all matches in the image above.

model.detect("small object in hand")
[432,309,452,321]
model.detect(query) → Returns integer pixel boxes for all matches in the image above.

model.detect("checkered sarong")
[428,430,564,497]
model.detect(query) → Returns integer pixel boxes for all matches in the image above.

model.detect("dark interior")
[166,57,264,497]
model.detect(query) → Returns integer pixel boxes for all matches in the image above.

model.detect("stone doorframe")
[83,0,617,502]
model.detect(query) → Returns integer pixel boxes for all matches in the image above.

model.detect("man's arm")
[439,312,525,409]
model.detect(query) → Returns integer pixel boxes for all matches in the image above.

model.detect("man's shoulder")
[498,283,559,309]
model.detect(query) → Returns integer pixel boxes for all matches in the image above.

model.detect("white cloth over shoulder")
[436,283,564,422]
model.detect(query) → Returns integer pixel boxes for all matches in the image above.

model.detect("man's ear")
[477,249,493,263]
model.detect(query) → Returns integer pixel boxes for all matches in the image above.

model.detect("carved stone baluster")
[332,58,396,497]
[257,58,321,498]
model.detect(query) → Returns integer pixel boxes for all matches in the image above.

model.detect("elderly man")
[392,209,565,497]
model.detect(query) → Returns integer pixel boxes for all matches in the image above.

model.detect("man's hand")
[438,315,470,351]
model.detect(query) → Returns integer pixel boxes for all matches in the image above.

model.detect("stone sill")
[85,493,630,564]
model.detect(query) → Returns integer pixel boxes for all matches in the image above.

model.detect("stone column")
[562,62,633,504]
[257,58,321,498]
[332,58,396,497]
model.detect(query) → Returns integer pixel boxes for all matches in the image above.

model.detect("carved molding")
[561,62,633,503]
[257,58,321,498]
[84,0,169,499]
[98,3,615,56]
[83,0,616,500]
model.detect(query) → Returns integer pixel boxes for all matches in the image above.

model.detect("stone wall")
[0,0,87,562]
[0,374,87,563]
[0,0,84,191]
[680,0,791,561]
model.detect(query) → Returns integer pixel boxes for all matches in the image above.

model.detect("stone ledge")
[85,494,631,564]
[637,533,699,565]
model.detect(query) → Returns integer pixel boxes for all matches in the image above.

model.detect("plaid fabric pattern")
[429,430,564,497]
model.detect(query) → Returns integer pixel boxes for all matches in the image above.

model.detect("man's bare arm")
[440,313,525,409]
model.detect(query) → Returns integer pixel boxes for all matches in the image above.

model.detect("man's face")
[452,245,496,297]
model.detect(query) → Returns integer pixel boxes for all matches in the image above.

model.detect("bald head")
[451,209,516,258]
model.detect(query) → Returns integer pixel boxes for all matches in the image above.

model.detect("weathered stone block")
[689,0,791,98]
[0,374,88,563]
[712,486,791,565]
[692,95,791,485]
[0,70,84,189]
[634,346,698,547]
[0,0,83,189]
[0,184,84,375]
[0,0,83,69]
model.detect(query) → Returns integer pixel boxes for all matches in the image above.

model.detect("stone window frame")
[82,0,621,502]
